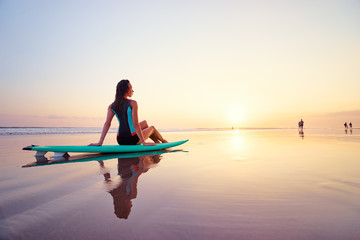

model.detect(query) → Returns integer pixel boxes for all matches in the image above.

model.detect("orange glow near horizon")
[0,1,359,129]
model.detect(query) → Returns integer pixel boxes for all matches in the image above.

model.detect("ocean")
[1,128,360,239]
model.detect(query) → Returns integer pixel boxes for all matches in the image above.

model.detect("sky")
[1,0,359,129]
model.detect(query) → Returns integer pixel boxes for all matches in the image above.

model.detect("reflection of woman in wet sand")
[99,154,161,219]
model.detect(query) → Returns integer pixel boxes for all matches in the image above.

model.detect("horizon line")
[0,126,356,130]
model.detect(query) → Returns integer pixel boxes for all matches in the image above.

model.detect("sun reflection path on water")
[231,129,246,152]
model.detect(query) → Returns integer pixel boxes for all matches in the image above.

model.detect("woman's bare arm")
[131,100,155,146]
[89,105,114,146]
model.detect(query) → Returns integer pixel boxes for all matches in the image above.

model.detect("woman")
[90,80,167,146]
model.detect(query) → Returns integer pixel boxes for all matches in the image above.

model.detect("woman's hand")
[88,142,102,146]
[142,142,156,146]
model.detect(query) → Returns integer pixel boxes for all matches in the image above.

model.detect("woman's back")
[111,99,136,138]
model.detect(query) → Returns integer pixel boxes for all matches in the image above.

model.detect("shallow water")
[1,129,360,240]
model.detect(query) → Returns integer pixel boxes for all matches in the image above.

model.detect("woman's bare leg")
[151,126,167,143]
[139,121,157,142]
[139,120,148,130]
[141,125,167,143]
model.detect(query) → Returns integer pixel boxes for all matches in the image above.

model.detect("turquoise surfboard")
[23,140,188,158]
[22,149,183,168]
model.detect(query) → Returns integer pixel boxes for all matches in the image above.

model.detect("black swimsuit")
[111,99,140,145]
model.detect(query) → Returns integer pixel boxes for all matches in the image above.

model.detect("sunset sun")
[227,106,245,127]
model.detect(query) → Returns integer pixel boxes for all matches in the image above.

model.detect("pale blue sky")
[1,0,360,128]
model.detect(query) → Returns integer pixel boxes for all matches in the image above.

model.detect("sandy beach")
[2,1,359,239]
[1,129,360,240]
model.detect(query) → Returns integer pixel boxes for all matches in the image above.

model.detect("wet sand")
[1,129,360,240]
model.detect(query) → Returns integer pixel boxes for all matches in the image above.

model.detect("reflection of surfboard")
[23,140,188,158]
[22,150,182,168]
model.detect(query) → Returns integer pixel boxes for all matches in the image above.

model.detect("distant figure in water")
[298,129,304,138]
[344,122,348,129]
[298,119,304,138]
[298,119,304,131]
[89,79,167,146]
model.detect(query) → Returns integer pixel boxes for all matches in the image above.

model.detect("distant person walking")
[298,119,304,137]
[349,122,352,129]
[344,122,348,129]
[298,119,304,130]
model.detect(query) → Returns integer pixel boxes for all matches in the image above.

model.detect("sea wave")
[0,128,112,136]
[0,127,231,135]
[1,127,327,136]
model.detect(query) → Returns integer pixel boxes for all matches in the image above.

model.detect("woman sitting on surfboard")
[90,80,167,146]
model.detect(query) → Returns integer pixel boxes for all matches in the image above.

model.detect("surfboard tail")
[23,145,39,151]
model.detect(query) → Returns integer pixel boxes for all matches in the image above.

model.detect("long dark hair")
[113,79,130,110]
